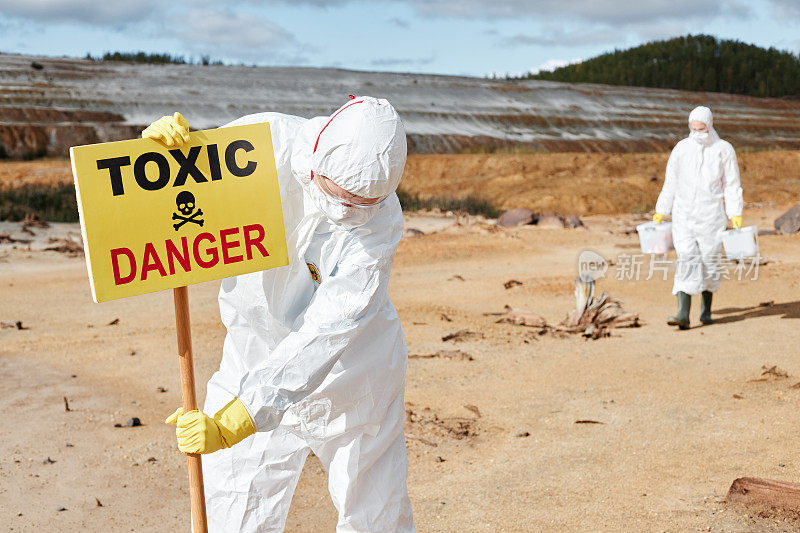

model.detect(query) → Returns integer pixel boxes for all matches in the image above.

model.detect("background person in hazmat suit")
[143,96,415,532]
[653,106,743,330]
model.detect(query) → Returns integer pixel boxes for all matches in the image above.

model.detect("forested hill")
[528,35,800,98]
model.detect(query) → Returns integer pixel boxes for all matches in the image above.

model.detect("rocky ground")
[3,201,800,531]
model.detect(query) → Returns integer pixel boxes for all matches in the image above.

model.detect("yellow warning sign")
[70,124,288,302]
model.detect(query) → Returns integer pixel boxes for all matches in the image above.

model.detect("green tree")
[527,34,800,98]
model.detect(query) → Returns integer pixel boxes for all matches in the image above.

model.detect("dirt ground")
[2,192,800,531]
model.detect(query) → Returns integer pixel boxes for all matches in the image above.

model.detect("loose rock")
[404,228,425,238]
[496,208,537,228]
[774,205,800,234]
[537,212,566,229]
[563,214,584,228]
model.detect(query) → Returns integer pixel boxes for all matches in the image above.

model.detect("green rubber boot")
[667,291,691,330]
[700,290,713,325]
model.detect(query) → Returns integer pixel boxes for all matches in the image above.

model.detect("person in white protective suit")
[653,106,743,329]
[147,96,415,532]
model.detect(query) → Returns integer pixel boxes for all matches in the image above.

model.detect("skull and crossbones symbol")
[172,191,204,231]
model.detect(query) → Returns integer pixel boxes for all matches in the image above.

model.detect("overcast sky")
[1,0,798,77]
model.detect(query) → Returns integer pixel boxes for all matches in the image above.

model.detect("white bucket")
[722,226,759,260]
[636,221,674,254]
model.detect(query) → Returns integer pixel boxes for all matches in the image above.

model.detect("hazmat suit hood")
[687,106,719,146]
[291,96,408,202]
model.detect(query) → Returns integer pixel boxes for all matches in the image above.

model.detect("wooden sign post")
[70,124,289,531]
[173,285,208,532]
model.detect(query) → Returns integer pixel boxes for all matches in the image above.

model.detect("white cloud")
[0,0,157,25]
[499,28,620,48]
[767,0,800,20]
[251,0,750,53]
[250,0,748,24]
[404,0,748,23]
[494,4,730,49]
[175,9,306,63]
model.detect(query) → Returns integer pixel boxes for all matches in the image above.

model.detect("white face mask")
[309,182,380,228]
[690,131,710,144]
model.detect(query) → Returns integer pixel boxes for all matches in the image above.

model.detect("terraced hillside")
[2,53,800,158]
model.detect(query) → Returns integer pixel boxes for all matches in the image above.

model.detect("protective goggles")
[313,175,387,207]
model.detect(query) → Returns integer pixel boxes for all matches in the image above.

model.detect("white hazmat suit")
[201,97,414,532]
[655,106,743,295]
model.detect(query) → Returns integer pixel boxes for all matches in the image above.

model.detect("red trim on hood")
[310,99,365,181]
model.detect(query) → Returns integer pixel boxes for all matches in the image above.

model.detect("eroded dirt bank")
[4,150,800,217]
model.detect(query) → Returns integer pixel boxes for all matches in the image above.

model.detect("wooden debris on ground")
[22,213,50,229]
[404,404,477,440]
[1,320,29,330]
[489,305,548,328]
[44,238,83,256]
[441,329,484,342]
[409,349,473,361]
[726,477,800,519]
[487,280,639,340]
[560,280,640,337]
[749,365,789,382]
[0,234,32,244]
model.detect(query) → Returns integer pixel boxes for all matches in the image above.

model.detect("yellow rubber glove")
[165,398,255,454]
[142,112,190,147]
[731,216,743,229]
[653,213,665,224]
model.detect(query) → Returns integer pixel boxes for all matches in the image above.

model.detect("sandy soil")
[3,201,800,532]
[402,151,800,214]
[0,160,75,188]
